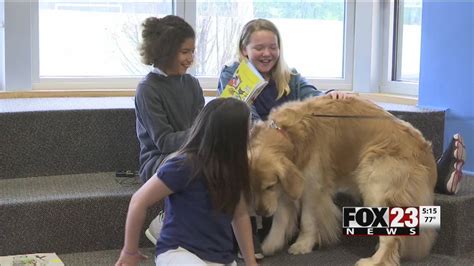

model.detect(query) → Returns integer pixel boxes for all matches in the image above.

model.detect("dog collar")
[268,119,288,138]
[268,119,280,130]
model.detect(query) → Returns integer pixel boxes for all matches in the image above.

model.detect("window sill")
[0,89,218,99]
[358,93,417,106]
[0,90,417,107]
[0,93,438,115]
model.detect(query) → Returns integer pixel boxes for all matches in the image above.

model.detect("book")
[220,59,268,104]
[0,253,64,266]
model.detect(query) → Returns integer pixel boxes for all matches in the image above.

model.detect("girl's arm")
[217,62,239,95]
[294,71,354,101]
[292,71,325,100]
[115,174,172,266]
[232,196,259,266]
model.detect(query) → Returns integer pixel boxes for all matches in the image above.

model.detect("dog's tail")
[400,228,438,260]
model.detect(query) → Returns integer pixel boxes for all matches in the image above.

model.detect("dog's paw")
[355,258,374,266]
[355,257,399,266]
[261,239,279,256]
[287,241,313,255]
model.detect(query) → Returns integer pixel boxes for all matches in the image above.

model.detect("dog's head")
[249,131,305,217]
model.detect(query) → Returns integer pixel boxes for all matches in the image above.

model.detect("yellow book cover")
[220,60,268,104]
[0,253,64,266]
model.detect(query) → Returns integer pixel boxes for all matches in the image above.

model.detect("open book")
[220,59,268,104]
[0,253,64,265]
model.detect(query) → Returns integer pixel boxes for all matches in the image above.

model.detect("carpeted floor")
[59,246,474,266]
[59,176,474,265]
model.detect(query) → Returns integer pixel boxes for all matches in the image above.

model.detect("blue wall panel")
[418,1,474,173]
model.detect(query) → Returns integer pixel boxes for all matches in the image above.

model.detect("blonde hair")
[238,19,292,99]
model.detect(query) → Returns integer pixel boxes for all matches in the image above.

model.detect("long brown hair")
[176,98,251,214]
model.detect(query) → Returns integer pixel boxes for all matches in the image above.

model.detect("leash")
[309,113,392,119]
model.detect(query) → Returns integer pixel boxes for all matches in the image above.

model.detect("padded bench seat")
[0,172,159,255]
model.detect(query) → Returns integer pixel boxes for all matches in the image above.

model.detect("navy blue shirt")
[253,80,292,121]
[156,154,236,264]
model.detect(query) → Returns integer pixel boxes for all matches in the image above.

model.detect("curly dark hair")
[139,15,195,70]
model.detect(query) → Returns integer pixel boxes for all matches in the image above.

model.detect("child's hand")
[327,91,356,100]
[115,249,148,266]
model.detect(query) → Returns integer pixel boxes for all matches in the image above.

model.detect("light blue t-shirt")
[155,154,236,264]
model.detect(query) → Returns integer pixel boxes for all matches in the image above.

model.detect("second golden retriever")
[249,96,437,265]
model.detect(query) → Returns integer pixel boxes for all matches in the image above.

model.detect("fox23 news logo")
[342,206,440,236]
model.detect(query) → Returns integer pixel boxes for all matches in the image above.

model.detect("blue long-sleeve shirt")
[135,72,204,182]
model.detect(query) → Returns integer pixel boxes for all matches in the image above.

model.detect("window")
[32,0,352,91]
[381,0,422,95]
[194,1,347,79]
[392,0,422,82]
[2,1,421,97]
[38,1,172,77]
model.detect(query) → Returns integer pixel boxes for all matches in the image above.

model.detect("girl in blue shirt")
[116,98,257,266]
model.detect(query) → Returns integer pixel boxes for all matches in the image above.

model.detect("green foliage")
[196,0,344,21]
[253,0,345,21]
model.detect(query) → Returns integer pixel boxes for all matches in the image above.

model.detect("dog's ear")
[278,157,305,200]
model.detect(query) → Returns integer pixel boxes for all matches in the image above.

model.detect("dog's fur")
[249,96,437,265]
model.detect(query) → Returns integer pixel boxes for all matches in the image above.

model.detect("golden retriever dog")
[249,95,437,265]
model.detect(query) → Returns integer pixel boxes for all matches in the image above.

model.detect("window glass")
[393,0,422,82]
[38,1,346,80]
[195,0,346,78]
[39,1,172,77]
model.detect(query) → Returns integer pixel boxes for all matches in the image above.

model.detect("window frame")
[1,0,417,97]
[312,0,355,91]
[380,0,418,96]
